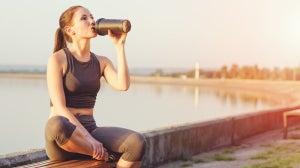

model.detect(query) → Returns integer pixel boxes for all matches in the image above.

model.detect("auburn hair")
[53,6,83,53]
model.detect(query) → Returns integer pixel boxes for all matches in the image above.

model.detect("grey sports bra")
[50,48,101,108]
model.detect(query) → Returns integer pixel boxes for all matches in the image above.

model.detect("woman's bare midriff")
[49,107,94,118]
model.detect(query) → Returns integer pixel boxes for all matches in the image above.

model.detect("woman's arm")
[101,31,130,91]
[47,51,85,129]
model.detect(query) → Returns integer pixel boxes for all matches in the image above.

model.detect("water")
[0,77,278,156]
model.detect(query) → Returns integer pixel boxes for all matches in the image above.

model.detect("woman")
[44,5,146,168]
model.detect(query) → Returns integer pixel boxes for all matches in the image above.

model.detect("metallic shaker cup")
[95,18,131,36]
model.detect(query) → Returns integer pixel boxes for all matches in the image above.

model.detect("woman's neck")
[69,39,91,61]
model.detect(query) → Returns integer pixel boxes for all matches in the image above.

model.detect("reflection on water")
[194,87,199,109]
[193,86,282,111]
[0,78,285,155]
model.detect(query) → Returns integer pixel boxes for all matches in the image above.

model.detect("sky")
[0,0,300,70]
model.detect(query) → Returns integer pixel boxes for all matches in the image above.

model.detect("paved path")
[158,125,300,168]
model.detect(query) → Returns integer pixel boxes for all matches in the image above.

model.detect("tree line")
[153,64,300,80]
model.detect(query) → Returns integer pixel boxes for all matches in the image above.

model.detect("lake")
[0,77,278,156]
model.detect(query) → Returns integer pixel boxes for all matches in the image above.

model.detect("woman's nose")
[89,18,95,25]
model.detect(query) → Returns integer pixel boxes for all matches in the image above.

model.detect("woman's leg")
[91,127,147,168]
[117,159,142,168]
[45,116,92,160]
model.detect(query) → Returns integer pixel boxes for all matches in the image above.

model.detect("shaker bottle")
[95,18,131,36]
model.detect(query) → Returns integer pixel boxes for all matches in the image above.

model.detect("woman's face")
[70,7,97,39]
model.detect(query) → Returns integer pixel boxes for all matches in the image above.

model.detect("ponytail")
[53,28,67,53]
[53,6,82,53]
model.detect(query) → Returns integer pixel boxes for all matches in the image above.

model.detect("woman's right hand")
[90,138,109,161]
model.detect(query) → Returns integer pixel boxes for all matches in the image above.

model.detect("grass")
[193,159,207,163]
[243,142,300,168]
[181,155,193,162]
[177,148,237,167]
[179,155,196,167]
[180,163,192,167]
[211,153,236,161]
[178,141,300,168]
[211,148,236,161]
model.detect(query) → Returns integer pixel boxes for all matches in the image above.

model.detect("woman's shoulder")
[48,49,67,64]
[94,54,112,64]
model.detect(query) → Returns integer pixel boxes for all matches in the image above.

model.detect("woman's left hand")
[108,29,127,46]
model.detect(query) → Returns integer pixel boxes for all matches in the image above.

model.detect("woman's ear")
[65,26,75,35]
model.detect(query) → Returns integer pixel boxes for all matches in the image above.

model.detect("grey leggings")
[45,115,147,162]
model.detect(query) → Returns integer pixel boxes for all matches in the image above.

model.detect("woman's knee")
[122,132,147,162]
[45,116,76,145]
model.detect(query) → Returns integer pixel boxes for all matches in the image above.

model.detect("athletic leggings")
[44,115,147,162]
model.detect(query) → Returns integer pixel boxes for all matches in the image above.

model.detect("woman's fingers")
[108,29,127,45]
[100,146,105,159]
[92,142,108,161]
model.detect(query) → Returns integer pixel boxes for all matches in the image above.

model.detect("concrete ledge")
[2,105,300,168]
[142,117,234,166]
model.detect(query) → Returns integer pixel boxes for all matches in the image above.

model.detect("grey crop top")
[50,48,101,108]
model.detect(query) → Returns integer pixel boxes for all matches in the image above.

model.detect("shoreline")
[0,73,45,79]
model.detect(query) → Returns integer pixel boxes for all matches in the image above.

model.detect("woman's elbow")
[119,82,130,91]
[116,80,130,91]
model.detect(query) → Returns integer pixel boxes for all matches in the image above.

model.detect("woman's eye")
[81,16,87,20]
